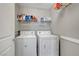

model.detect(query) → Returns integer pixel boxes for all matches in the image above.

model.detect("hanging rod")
[62,3,72,8]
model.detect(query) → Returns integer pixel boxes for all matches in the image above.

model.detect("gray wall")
[0,3,15,38]
[20,22,51,31]
[19,6,51,20]
[15,4,20,32]
[51,3,79,39]
[51,3,79,56]
[18,5,51,31]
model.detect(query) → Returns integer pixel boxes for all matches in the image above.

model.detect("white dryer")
[15,31,37,56]
[37,31,51,35]
[37,31,59,56]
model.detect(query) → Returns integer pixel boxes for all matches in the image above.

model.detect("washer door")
[23,38,37,56]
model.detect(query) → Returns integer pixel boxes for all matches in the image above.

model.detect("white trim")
[60,36,79,44]
[0,34,15,40]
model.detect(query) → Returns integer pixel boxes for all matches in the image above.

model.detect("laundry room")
[15,3,59,56]
[0,3,79,56]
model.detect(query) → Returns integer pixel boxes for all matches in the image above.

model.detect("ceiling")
[16,3,53,10]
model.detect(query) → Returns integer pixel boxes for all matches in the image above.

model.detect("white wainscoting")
[0,35,15,56]
[60,36,79,56]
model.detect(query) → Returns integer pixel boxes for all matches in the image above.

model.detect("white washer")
[15,31,37,56]
[37,31,59,56]
[20,31,35,35]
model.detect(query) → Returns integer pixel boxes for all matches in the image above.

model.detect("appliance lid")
[20,31,35,35]
[38,35,58,38]
[16,35,36,38]
[37,31,51,35]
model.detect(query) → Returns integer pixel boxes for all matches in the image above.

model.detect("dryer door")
[38,37,59,56]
